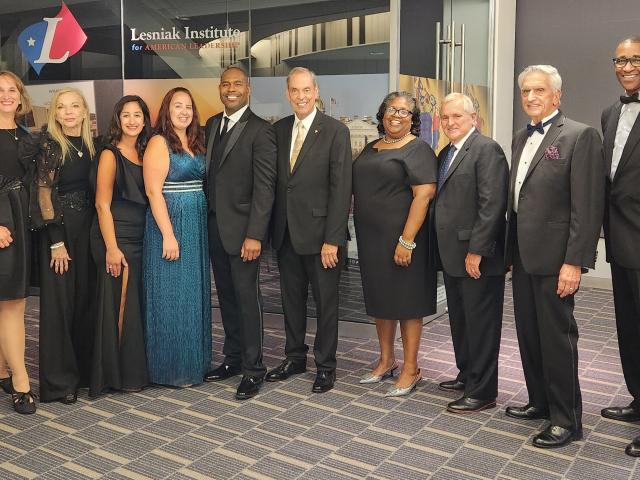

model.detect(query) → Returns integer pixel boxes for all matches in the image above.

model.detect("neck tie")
[290,122,305,172]
[220,116,230,139]
[620,92,640,104]
[437,145,456,190]
[526,115,556,137]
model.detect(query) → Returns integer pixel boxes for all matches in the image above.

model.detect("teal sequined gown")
[143,147,211,386]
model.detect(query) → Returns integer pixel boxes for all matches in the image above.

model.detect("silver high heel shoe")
[359,364,398,384]
[384,369,422,397]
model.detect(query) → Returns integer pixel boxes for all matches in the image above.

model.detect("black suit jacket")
[602,101,640,269]
[271,110,352,255]
[204,107,277,255]
[433,131,508,277]
[505,113,605,275]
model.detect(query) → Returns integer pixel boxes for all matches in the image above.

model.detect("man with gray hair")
[504,65,604,448]
[433,93,508,413]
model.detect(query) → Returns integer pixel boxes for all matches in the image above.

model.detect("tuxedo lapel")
[510,131,528,195]
[280,116,294,179]
[523,114,564,184]
[614,109,640,179]
[441,131,478,189]
[291,113,322,176]
[219,108,251,170]
[206,114,222,174]
[603,103,622,176]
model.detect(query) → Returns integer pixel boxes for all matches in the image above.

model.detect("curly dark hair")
[155,87,205,155]
[105,95,152,159]
[376,91,421,136]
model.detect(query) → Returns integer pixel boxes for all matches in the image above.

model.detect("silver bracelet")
[50,242,65,250]
[398,236,416,250]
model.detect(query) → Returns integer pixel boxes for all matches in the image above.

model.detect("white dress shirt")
[289,107,318,159]
[513,110,559,213]
[611,100,640,179]
[221,104,249,134]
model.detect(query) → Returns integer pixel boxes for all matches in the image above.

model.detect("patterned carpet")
[1,283,639,479]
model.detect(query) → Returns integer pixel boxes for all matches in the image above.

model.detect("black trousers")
[610,260,640,409]
[512,241,582,430]
[208,213,265,377]
[277,231,342,371]
[443,272,504,400]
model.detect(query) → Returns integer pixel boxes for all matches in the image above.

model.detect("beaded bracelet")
[398,236,416,250]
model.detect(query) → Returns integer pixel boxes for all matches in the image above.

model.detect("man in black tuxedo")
[599,36,640,457]
[504,65,604,448]
[266,67,352,393]
[433,93,508,413]
[203,66,277,400]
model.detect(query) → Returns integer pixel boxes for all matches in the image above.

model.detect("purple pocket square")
[544,145,560,160]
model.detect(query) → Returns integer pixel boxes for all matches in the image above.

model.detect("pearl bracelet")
[398,236,416,250]
[50,242,65,250]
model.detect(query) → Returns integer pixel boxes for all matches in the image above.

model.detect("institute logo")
[17,2,87,75]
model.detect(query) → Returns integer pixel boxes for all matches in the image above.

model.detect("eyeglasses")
[613,56,640,68]
[385,106,411,118]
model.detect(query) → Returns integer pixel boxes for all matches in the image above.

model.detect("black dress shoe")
[204,363,242,382]
[447,396,496,413]
[625,436,640,457]
[505,403,550,420]
[601,405,640,422]
[312,370,336,393]
[235,376,264,400]
[438,379,465,391]
[265,360,306,382]
[0,376,14,395]
[532,425,582,448]
[60,392,77,405]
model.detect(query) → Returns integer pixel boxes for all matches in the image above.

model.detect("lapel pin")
[314,129,319,134]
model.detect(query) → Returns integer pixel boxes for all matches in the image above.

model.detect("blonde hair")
[47,88,96,162]
[0,70,32,119]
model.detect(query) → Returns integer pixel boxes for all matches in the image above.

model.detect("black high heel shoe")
[0,376,14,394]
[12,391,37,415]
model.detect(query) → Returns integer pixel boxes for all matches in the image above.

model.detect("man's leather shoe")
[447,397,496,413]
[265,360,306,382]
[505,403,550,420]
[204,363,241,382]
[312,370,336,393]
[625,436,640,457]
[438,379,465,391]
[235,376,263,400]
[532,425,582,448]
[601,405,640,422]
[60,392,77,405]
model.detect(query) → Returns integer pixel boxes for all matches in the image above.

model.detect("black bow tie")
[620,92,640,104]
[526,116,556,137]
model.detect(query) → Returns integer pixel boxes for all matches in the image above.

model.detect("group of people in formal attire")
[0,34,640,455]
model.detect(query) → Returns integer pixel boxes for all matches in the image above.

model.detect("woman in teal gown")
[142,87,211,386]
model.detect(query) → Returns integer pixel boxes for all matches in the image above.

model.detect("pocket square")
[544,145,560,160]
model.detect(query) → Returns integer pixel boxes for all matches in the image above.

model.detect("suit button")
[287,186,292,192]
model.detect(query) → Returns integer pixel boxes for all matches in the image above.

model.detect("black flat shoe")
[235,376,264,400]
[532,425,582,448]
[312,370,336,393]
[505,403,550,420]
[626,436,640,457]
[438,379,465,391]
[265,360,306,382]
[601,405,640,422]
[12,391,37,415]
[59,392,77,405]
[447,396,496,413]
[0,376,14,395]
[204,363,242,382]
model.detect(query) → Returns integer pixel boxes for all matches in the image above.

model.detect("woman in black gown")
[353,92,437,397]
[22,88,97,404]
[0,71,36,413]
[89,96,151,396]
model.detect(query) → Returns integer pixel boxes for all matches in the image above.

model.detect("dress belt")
[162,180,203,193]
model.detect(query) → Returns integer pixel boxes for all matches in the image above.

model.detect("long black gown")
[353,138,438,320]
[89,145,148,396]
[0,128,29,301]
[24,134,96,402]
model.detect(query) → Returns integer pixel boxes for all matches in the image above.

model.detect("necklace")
[382,132,411,144]
[68,136,84,158]
[2,128,18,141]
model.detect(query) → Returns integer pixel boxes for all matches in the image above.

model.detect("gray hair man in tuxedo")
[433,93,508,414]
[600,36,640,457]
[504,65,604,448]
